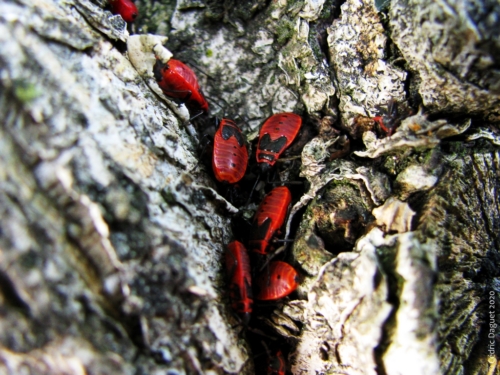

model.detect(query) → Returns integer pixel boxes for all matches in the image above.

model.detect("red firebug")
[249,186,292,255]
[212,119,248,184]
[225,241,253,324]
[153,58,209,117]
[255,261,299,301]
[256,113,302,171]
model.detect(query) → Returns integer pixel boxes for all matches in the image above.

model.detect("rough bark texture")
[390,0,500,122]
[1,0,499,375]
[0,0,249,374]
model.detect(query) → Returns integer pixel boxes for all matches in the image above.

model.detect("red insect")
[225,241,253,324]
[212,119,248,184]
[255,261,299,301]
[249,186,291,255]
[109,0,138,23]
[372,99,403,136]
[256,113,302,171]
[267,350,286,375]
[153,58,209,117]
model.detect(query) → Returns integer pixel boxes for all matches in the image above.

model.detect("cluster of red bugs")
[152,60,300,371]
[153,54,303,375]
[111,2,296,371]
[223,135,300,375]
[148,25,301,372]
[217,114,302,303]
[219,112,304,316]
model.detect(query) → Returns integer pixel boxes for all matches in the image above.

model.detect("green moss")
[14,81,40,103]
[135,0,176,36]
[419,148,437,164]
[376,245,397,270]
[446,141,468,158]
[289,0,306,13]
[309,33,323,61]
[297,67,307,83]
[319,0,335,19]
[381,149,436,176]
[326,178,358,189]
[160,188,175,204]
[276,17,295,45]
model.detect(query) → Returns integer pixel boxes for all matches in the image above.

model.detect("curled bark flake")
[355,111,471,159]
[372,197,416,234]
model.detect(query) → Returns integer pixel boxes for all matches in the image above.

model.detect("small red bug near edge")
[267,349,286,375]
[225,241,253,324]
[109,0,138,23]
[249,186,292,255]
[256,113,302,172]
[255,261,299,301]
[372,99,409,136]
[212,118,248,184]
[153,58,209,117]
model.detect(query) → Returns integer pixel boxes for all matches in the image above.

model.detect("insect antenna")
[245,172,261,206]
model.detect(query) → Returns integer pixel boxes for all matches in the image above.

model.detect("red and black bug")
[153,58,209,117]
[109,0,138,23]
[249,186,291,255]
[267,349,286,375]
[255,261,299,301]
[372,99,406,136]
[225,241,253,324]
[212,119,248,184]
[256,113,302,171]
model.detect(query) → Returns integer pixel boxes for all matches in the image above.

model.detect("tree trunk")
[0,0,498,374]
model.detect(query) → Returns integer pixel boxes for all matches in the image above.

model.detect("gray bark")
[0,0,499,375]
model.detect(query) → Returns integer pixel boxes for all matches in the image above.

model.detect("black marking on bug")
[236,301,246,311]
[258,153,276,162]
[153,59,166,82]
[244,278,253,299]
[259,133,287,153]
[253,217,272,241]
[222,124,245,146]
[230,284,244,307]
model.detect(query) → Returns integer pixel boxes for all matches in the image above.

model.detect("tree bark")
[0,0,499,374]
